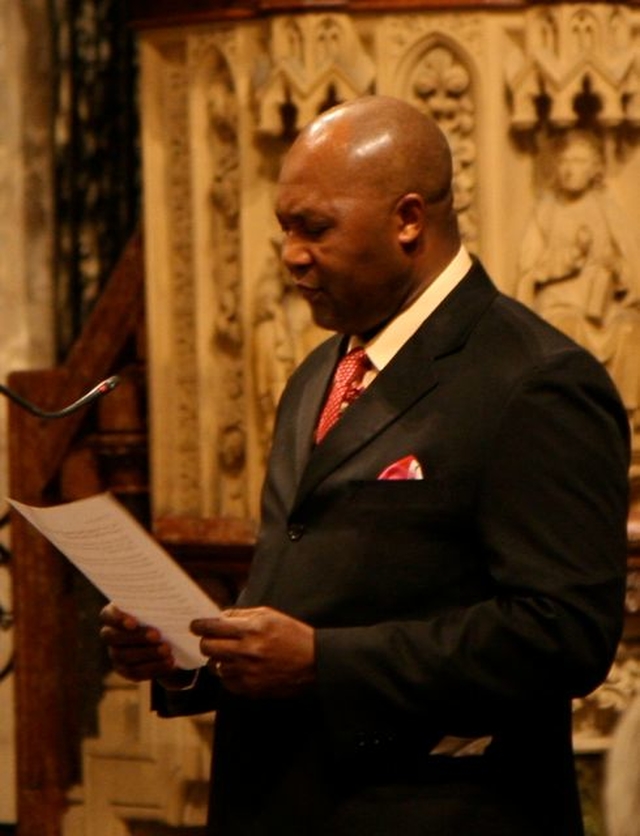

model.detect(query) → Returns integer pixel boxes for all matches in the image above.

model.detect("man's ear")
[395,193,425,245]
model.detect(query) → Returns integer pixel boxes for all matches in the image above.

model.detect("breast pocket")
[327,479,476,613]
[349,479,461,525]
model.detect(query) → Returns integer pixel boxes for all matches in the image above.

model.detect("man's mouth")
[296,284,323,303]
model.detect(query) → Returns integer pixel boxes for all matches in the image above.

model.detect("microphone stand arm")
[0,375,120,419]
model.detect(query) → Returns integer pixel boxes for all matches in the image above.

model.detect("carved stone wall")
[507,5,640,453]
[64,675,213,835]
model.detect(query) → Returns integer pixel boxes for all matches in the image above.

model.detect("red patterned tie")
[315,347,371,443]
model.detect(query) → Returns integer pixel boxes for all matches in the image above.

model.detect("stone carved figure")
[206,67,249,515]
[253,241,325,461]
[217,422,248,519]
[411,44,477,251]
[517,130,640,437]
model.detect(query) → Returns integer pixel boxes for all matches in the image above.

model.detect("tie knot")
[334,347,370,386]
[314,347,371,443]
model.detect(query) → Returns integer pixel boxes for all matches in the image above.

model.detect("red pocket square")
[377,455,424,481]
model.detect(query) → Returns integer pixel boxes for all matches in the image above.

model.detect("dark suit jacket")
[156,261,630,836]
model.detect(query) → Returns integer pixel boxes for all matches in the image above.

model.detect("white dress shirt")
[351,245,473,380]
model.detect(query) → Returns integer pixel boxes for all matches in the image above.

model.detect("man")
[101,96,630,835]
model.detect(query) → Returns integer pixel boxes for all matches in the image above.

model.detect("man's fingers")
[198,638,253,664]
[99,603,140,631]
[100,623,162,646]
[191,616,248,638]
[191,606,274,638]
[106,637,176,683]
[107,640,173,665]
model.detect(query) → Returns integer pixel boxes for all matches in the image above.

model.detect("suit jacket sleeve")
[151,666,220,717]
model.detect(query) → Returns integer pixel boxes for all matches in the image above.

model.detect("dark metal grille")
[52,0,140,357]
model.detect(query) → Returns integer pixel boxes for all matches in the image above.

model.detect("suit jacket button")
[287,523,305,541]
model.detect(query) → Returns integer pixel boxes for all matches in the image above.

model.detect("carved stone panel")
[506,4,640,457]
[377,13,482,252]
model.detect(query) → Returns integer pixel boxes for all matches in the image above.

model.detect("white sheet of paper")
[9,492,220,669]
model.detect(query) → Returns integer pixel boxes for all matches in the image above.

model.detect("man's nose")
[281,235,313,272]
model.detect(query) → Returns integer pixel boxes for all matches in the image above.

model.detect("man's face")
[274,143,417,337]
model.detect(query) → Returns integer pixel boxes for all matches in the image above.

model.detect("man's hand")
[191,606,315,699]
[99,602,184,684]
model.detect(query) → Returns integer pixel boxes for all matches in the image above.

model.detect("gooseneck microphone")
[0,375,120,419]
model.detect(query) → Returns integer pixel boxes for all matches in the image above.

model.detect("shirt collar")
[351,245,473,371]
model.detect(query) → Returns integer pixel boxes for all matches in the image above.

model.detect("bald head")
[275,96,461,336]
[289,95,454,206]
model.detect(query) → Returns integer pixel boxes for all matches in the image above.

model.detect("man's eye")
[304,223,330,238]
[277,218,330,239]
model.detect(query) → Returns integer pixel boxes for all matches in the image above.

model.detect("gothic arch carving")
[254,13,375,139]
[191,36,248,518]
[506,5,640,131]
[154,39,202,514]
[392,32,479,252]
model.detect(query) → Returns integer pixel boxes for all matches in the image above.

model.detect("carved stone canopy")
[506,5,640,130]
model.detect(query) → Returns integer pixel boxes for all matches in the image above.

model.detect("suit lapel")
[290,262,498,510]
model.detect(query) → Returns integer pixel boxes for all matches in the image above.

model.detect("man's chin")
[302,297,370,336]
[306,303,340,333]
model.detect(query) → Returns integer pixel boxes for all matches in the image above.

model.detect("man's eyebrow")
[275,209,325,225]
[275,206,295,220]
